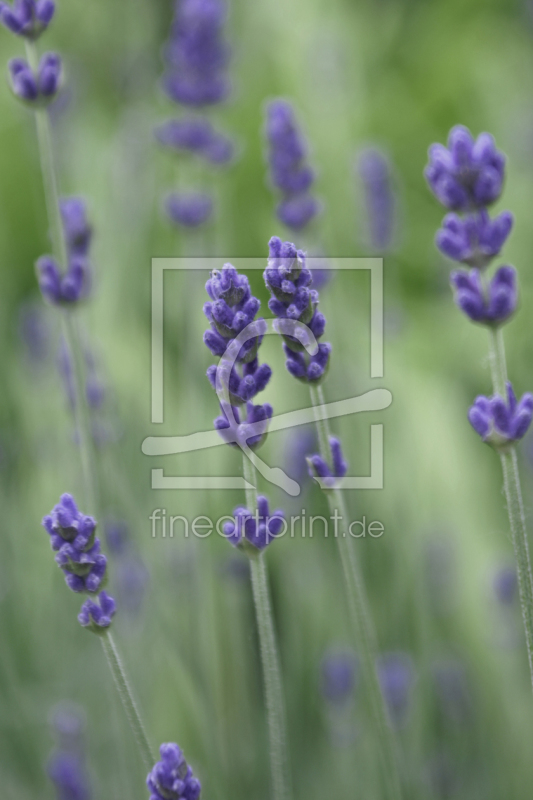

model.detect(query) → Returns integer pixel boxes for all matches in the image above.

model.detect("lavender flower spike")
[264,236,331,381]
[265,99,320,231]
[147,743,201,800]
[450,265,517,327]
[0,0,55,39]
[223,496,285,552]
[36,254,88,305]
[163,0,231,108]
[468,382,533,450]
[437,210,513,268]
[307,436,348,489]
[47,751,92,800]
[42,493,109,594]
[78,591,116,632]
[425,125,506,211]
[8,52,62,104]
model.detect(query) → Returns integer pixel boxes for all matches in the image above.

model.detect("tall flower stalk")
[425,124,533,687]
[203,264,292,800]
[264,237,402,800]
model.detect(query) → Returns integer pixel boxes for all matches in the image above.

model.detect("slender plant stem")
[308,384,402,800]
[242,454,292,800]
[101,630,155,772]
[486,328,533,689]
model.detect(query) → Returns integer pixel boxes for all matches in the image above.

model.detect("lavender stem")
[100,629,155,771]
[487,330,533,688]
[242,454,292,800]
[308,384,402,800]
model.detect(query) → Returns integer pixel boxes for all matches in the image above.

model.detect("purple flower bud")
[223,496,285,551]
[155,116,234,164]
[36,254,89,305]
[164,191,213,228]
[60,197,92,258]
[320,650,357,705]
[358,147,396,252]
[147,743,201,800]
[38,51,62,97]
[468,382,533,448]
[8,56,38,101]
[450,265,517,326]
[0,0,55,38]
[162,0,231,108]
[277,193,321,230]
[307,436,347,489]
[425,125,505,211]
[437,210,513,268]
[78,590,116,630]
[47,750,91,800]
[377,652,416,729]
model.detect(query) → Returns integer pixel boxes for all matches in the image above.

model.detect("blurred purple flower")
[8,52,62,103]
[320,649,357,705]
[60,198,92,259]
[0,0,55,39]
[48,751,91,800]
[493,564,517,606]
[155,116,234,164]
[358,147,395,252]
[165,191,214,228]
[377,652,415,729]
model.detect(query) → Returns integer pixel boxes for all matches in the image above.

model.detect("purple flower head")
[0,0,55,39]
[265,237,331,382]
[425,125,506,211]
[223,495,285,552]
[147,743,201,800]
[36,254,89,305]
[450,265,517,327]
[162,0,231,108]
[358,147,395,252]
[377,652,416,729]
[320,649,357,705]
[307,436,347,489]
[60,197,92,259]
[78,590,116,631]
[493,564,517,606]
[47,751,91,800]
[214,401,273,449]
[277,193,321,230]
[155,116,234,165]
[42,494,109,594]
[437,210,513,268]
[165,192,213,228]
[265,100,320,231]
[468,382,533,449]
[207,358,272,406]
[8,52,62,104]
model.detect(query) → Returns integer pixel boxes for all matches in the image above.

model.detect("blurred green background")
[2,0,533,797]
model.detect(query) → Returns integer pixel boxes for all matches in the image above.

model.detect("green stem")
[100,630,155,772]
[487,328,533,689]
[242,454,292,800]
[308,385,402,800]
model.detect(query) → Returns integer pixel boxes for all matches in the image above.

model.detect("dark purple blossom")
[147,743,201,800]
[307,436,348,489]
[36,254,88,305]
[468,382,533,448]
[0,0,55,39]
[265,100,320,232]
[320,650,357,705]
[425,125,506,211]
[436,210,513,268]
[42,494,108,595]
[155,116,234,164]
[377,652,415,729]
[223,496,285,551]
[60,197,92,259]
[162,0,230,108]
[358,147,395,252]
[165,192,213,228]
[264,236,331,382]
[47,751,91,800]
[8,52,62,103]
[450,265,517,326]
[78,591,116,631]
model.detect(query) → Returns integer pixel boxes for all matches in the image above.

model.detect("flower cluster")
[0,0,55,38]
[358,148,395,253]
[157,0,233,230]
[36,197,92,304]
[147,743,201,800]
[223,496,285,552]
[450,266,517,326]
[78,591,116,632]
[264,236,330,381]
[265,100,321,231]
[8,52,61,104]
[468,383,533,449]
[155,117,233,165]
[307,437,348,489]
[42,494,116,630]
[436,209,513,268]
